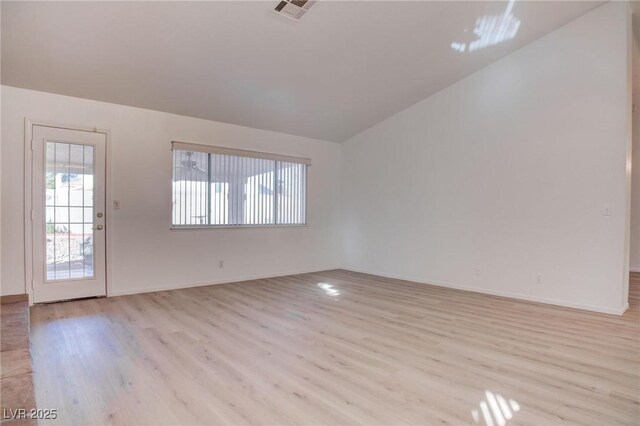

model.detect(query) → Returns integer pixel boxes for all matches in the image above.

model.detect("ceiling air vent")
[274,0,315,21]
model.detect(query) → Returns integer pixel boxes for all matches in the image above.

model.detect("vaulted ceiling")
[2,1,604,142]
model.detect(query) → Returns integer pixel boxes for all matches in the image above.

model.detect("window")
[171,142,309,227]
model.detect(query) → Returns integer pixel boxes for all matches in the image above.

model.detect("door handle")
[95,225,104,231]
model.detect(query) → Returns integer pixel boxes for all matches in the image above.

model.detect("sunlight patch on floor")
[471,390,520,426]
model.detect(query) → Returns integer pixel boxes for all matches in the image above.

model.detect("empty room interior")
[1,0,639,425]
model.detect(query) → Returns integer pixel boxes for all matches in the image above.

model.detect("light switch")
[114,200,121,210]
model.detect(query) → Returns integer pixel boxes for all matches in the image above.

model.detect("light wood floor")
[30,270,640,425]
[1,297,36,425]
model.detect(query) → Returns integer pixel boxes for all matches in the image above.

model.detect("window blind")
[172,143,308,227]
[171,141,311,165]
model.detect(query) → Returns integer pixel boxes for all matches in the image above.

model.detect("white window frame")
[170,141,310,229]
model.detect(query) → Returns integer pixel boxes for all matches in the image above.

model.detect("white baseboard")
[108,265,629,316]
[108,266,339,297]
[340,267,629,316]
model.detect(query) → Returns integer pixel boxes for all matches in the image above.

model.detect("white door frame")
[24,119,113,305]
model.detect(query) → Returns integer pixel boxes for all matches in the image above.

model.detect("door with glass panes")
[31,125,106,303]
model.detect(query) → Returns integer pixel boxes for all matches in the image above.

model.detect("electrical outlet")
[218,260,224,269]
[113,200,121,210]
[537,273,543,284]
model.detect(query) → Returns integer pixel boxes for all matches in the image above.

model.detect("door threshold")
[33,295,107,306]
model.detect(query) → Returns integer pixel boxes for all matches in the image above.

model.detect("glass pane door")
[45,142,95,281]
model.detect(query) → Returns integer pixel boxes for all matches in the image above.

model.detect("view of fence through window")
[46,142,95,280]
[172,149,307,227]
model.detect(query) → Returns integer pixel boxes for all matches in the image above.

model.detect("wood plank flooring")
[1,298,36,425]
[30,270,640,425]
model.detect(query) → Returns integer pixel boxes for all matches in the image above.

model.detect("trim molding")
[0,294,29,304]
[340,267,629,316]
[24,119,112,307]
[629,267,640,273]
[109,266,339,297]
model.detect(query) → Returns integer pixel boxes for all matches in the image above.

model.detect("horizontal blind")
[172,149,307,227]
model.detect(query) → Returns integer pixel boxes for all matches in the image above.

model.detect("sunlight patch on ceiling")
[451,0,521,53]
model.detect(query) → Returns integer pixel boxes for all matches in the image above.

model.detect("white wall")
[341,2,632,314]
[1,2,634,316]
[1,86,341,297]
[632,104,639,271]
[630,6,640,272]
[0,4,3,299]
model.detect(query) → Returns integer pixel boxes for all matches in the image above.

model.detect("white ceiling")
[2,1,604,142]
